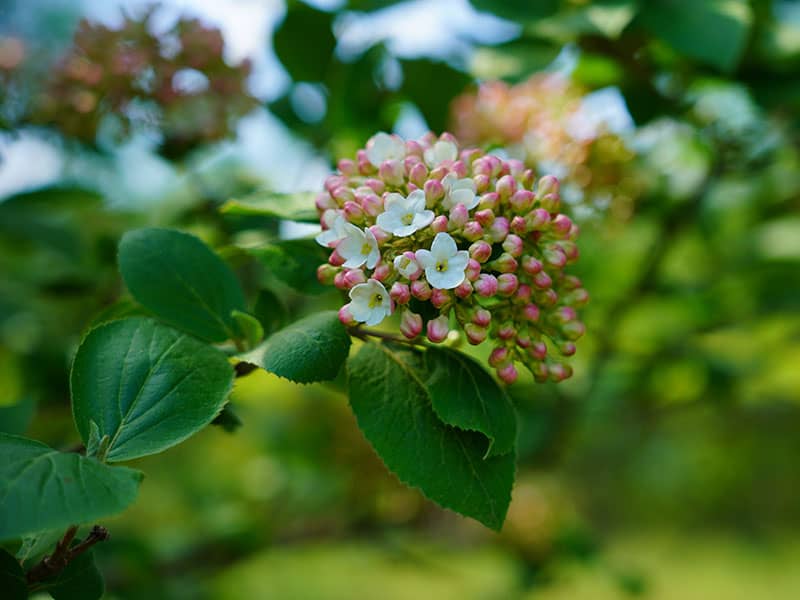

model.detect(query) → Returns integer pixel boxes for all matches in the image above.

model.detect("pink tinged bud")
[325,175,347,192]
[473,308,491,328]
[473,174,491,193]
[333,271,348,290]
[390,282,411,305]
[454,280,473,299]
[474,208,495,227]
[516,334,532,349]
[469,240,492,263]
[526,208,551,230]
[497,323,516,341]
[343,200,364,223]
[372,262,391,282]
[560,241,580,263]
[337,269,366,289]
[537,174,560,198]
[558,341,577,356]
[530,362,549,382]
[328,249,346,266]
[332,186,355,204]
[472,156,493,177]
[431,215,449,233]
[522,169,535,189]
[508,159,525,177]
[462,221,484,242]
[400,310,423,339]
[497,273,519,296]
[358,156,372,175]
[564,288,590,307]
[408,161,428,187]
[502,234,524,257]
[538,289,559,306]
[474,274,498,297]
[451,160,467,178]
[431,288,452,309]
[464,323,488,345]
[406,140,424,157]
[424,179,444,206]
[532,270,552,289]
[427,315,449,343]
[568,224,580,241]
[460,148,481,164]
[440,131,457,144]
[553,306,577,324]
[379,159,405,186]
[563,275,583,290]
[543,246,567,268]
[529,341,547,360]
[497,363,518,384]
[478,192,499,211]
[562,320,586,340]
[492,252,518,274]
[429,166,449,180]
[510,190,535,213]
[496,174,517,199]
[315,192,337,212]
[516,284,532,303]
[365,178,385,195]
[369,225,391,245]
[510,216,527,235]
[337,158,356,175]
[449,203,469,227]
[549,363,573,382]
[488,217,510,243]
[360,193,383,217]
[540,193,560,213]
[488,346,510,368]
[465,258,481,282]
[522,303,540,322]
[338,304,357,326]
[410,280,432,301]
[551,214,573,237]
[317,264,337,285]
[522,255,542,275]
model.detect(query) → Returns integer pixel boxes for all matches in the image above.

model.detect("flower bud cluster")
[317,131,588,384]
[28,10,258,159]
[450,74,642,220]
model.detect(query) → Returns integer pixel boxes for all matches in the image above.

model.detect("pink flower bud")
[522,169,535,189]
[502,234,524,257]
[540,193,560,213]
[562,320,586,340]
[337,158,356,175]
[496,174,516,199]
[510,216,527,235]
[551,214,573,237]
[343,200,364,223]
[491,252,518,273]
[469,240,492,263]
[369,225,391,245]
[338,304,357,326]
[472,156,494,177]
[508,159,525,177]
[431,288,452,308]
[317,264,337,285]
[472,308,491,328]
[532,270,552,289]
[552,306,576,324]
[515,284,532,303]
[358,156,373,175]
[521,255,542,275]
[400,310,423,339]
[390,282,411,305]
[427,315,449,343]
[429,165,449,180]
[449,203,469,227]
[488,217,510,242]
[325,175,347,192]
[558,341,577,356]
[460,148,481,164]
[465,258,481,281]
[332,186,355,204]
[395,251,422,280]
[360,193,383,217]
[549,362,572,382]
[424,179,444,206]
[525,208,551,230]
[410,279,432,301]
[372,261,391,282]
[474,274,498,297]
[509,190,535,213]
[530,361,549,382]
[562,275,583,290]
[464,323,488,345]
[364,178,385,195]
[342,269,367,289]
[451,160,468,178]
[536,175,559,198]
[478,192,499,211]
[497,323,516,340]
[529,341,547,360]
[543,246,567,268]
[462,221,484,241]
[538,288,559,306]
[560,241,580,263]
[474,208,495,227]
[522,304,540,322]
[379,159,405,186]
[474,174,490,193]
[497,273,519,296]
[488,346,510,367]
[516,334,531,349]
[328,249,345,266]
[431,215,449,233]
[454,280,472,299]
[497,363,518,384]
[408,162,428,187]
[406,140,424,157]
[315,192,337,211]
[564,288,590,306]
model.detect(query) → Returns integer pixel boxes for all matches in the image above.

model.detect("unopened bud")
[372,262,391,282]
[332,186,355,204]
[491,252,518,273]
[454,280,473,299]
[515,284,532,303]
[317,264,338,285]
[315,192,337,211]
[400,310,423,339]
[474,174,491,193]
[497,363,518,384]
[343,200,364,223]
[410,279,432,301]
[474,208,495,227]
[478,192,499,211]
[369,225,391,245]
[449,203,469,227]
[497,322,516,340]
[488,217,510,242]
[502,234,524,257]
[364,178,385,195]
[427,315,449,343]
[510,216,527,235]
[472,308,491,327]
[337,158,356,176]
[561,320,586,340]
[536,175,559,198]
[328,249,346,266]
[529,341,547,360]
[431,288,452,309]
[497,273,519,296]
[549,362,572,382]
[462,221,484,241]
[379,159,404,186]
[424,179,444,206]
[509,190,534,213]
[558,341,577,356]
[465,258,481,281]
[431,215,449,233]
[496,174,517,200]
[488,346,510,367]
[464,323,488,345]
[390,282,411,305]
[543,246,567,268]
[360,193,383,217]
[408,162,428,187]
[474,274,498,297]
[532,270,552,289]
[522,304,540,322]
[338,303,357,326]
[469,240,492,263]
[550,214,573,238]
[525,208,551,230]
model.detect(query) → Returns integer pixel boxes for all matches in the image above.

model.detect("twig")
[346,325,422,346]
[26,525,110,585]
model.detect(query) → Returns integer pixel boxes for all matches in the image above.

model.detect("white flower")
[337,223,380,269]
[423,140,458,167]
[415,232,469,290]
[349,279,392,326]
[375,190,434,237]
[441,173,478,210]
[366,132,406,166]
[315,211,348,247]
[393,253,422,279]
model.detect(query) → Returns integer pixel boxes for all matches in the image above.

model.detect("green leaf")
[0,434,142,541]
[0,548,27,600]
[347,343,515,530]
[250,239,330,294]
[252,289,289,336]
[400,59,472,133]
[469,0,558,22]
[239,311,351,384]
[0,396,36,436]
[273,3,335,82]
[221,191,319,223]
[16,529,63,564]
[45,550,103,600]
[71,318,234,463]
[420,347,517,458]
[637,0,752,72]
[118,228,246,342]
[231,310,264,350]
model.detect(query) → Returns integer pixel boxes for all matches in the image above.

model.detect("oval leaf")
[250,239,330,294]
[71,318,234,462]
[221,191,319,223]
[347,343,515,530]
[0,434,142,541]
[45,550,103,600]
[421,347,517,458]
[239,311,350,384]
[118,228,246,342]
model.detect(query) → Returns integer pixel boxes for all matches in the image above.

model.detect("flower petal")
[415,249,435,269]
[430,232,458,259]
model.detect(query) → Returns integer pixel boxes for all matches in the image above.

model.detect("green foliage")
[118,228,246,343]
[71,317,234,462]
[231,310,265,349]
[0,548,27,600]
[240,311,351,384]
[273,2,336,82]
[250,239,330,294]
[221,191,319,223]
[0,434,142,540]
[348,343,515,530]
[44,550,104,600]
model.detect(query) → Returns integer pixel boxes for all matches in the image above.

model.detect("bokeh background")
[2,0,800,598]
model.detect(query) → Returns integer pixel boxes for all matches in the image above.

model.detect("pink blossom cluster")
[315,132,588,384]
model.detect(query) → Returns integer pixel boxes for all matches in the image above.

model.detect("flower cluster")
[28,10,258,158]
[450,74,641,220]
[316,132,588,384]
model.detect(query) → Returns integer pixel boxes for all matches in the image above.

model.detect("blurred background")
[1,0,800,598]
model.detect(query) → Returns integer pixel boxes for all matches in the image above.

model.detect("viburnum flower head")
[318,131,589,384]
